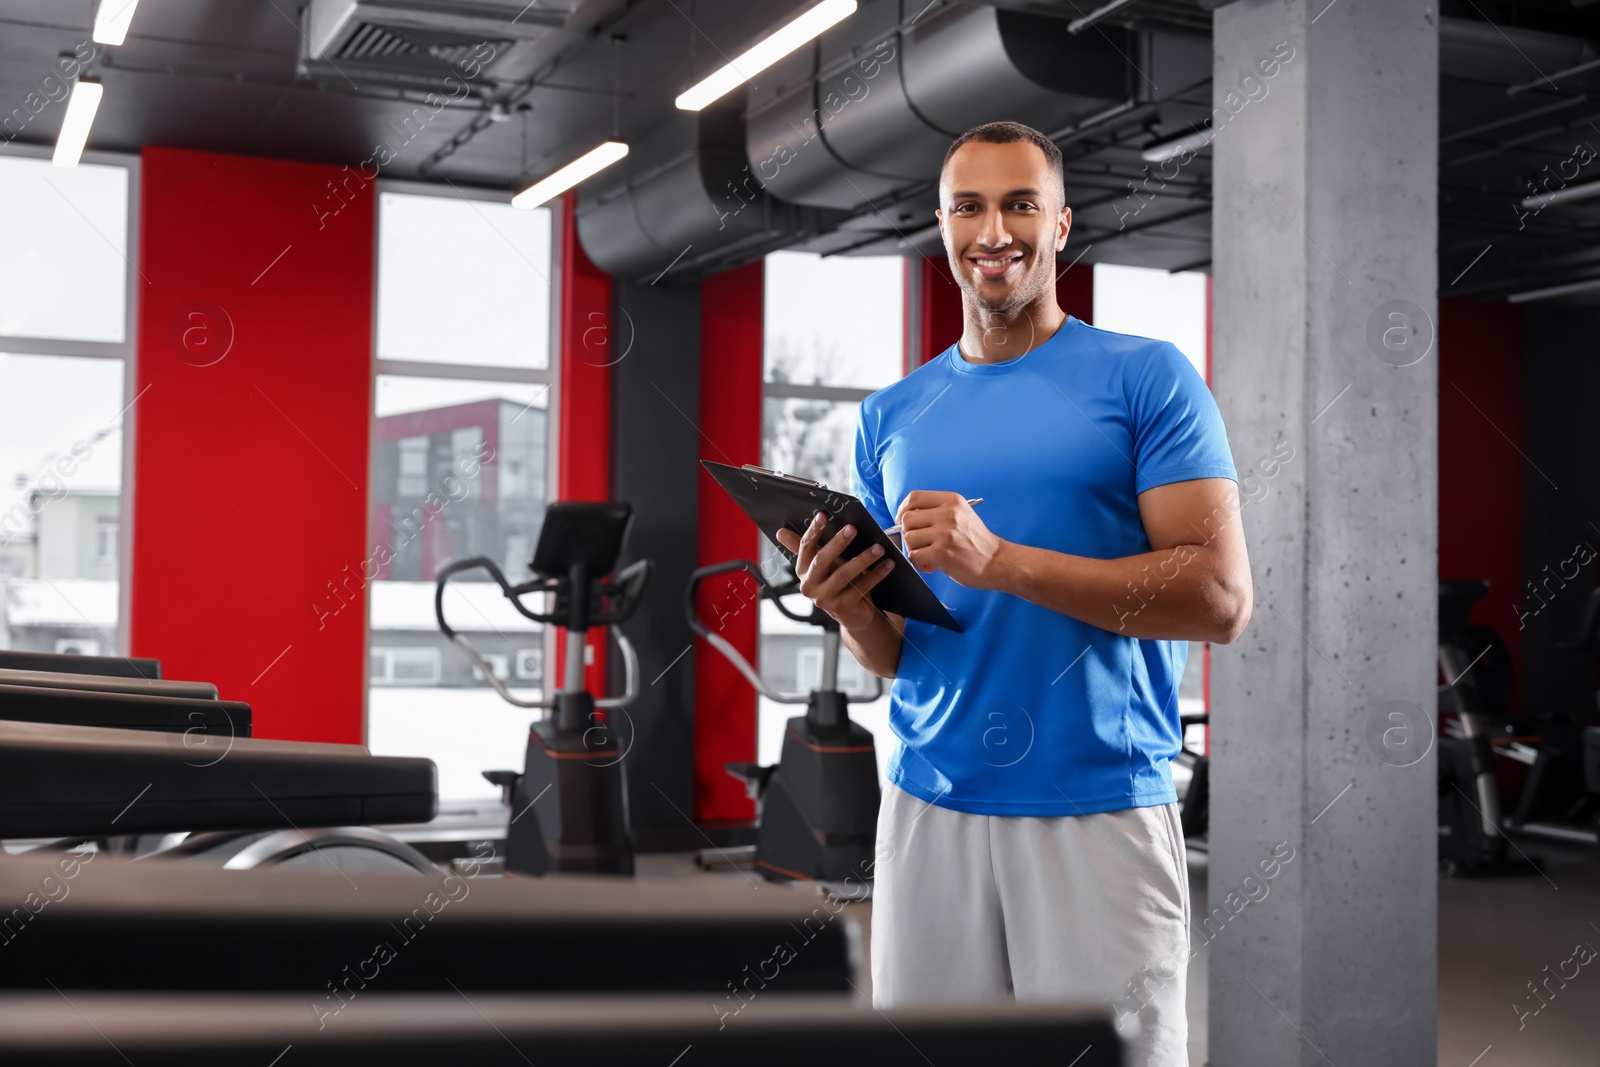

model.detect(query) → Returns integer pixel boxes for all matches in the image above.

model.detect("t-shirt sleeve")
[850,399,895,530]
[1127,341,1238,494]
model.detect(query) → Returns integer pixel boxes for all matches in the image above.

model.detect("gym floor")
[640,841,1600,1066]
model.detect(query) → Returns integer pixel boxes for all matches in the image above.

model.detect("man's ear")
[1057,206,1071,252]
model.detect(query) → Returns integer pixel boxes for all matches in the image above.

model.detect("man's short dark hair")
[941,121,1066,207]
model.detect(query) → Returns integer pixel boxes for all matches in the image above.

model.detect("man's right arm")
[774,513,904,679]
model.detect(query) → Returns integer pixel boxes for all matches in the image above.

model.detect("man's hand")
[775,512,897,631]
[896,490,1006,588]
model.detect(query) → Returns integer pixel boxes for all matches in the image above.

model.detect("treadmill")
[0,655,438,871]
[0,994,1122,1065]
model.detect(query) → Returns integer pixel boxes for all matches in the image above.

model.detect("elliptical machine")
[436,502,650,877]
[1437,579,1515,875]
[686,558,882,884]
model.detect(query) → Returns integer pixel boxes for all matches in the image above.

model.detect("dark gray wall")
[1522,304,1600,725]
[609,277,705,849]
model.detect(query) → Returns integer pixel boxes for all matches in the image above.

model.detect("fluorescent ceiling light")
[1141,127,1214,164]
[1507,275,1600,304]
[53,79,104,168]
[511,141,629,209]
[675,0,857,111]
[1518,177,1600,212]
[92,0,141,46]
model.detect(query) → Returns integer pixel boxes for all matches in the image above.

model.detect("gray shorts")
[870,783,1191,1067]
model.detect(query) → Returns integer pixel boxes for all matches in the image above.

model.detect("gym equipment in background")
[687,558,881,884]
[1174,711,1210,845]
[1436,578,1600,874]
[436,501,650,878]
[0,848,859,996]
[0,653,439,874]
[1437,579,1516,875]
[0,993,1121,1066]
[0,648,161,679]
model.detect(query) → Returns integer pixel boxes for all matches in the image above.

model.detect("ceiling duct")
[299,0,585,95]
[576,101,833,283]
[746,2,1135,211]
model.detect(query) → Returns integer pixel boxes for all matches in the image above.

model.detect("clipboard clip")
[739,463,827,489]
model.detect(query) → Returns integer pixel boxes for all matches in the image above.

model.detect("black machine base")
[505,691,634,878]
[750,699,880,884]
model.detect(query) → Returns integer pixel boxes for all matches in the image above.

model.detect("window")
[515,649,543,680]
[371,646,443,686]
[94,518,118,566]
[0,151,134,659]
[795,645,870,696]
[471,653,510,682]
[758,251,905,781]
[365,188,555,803]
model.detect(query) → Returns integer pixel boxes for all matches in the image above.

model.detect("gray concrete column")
[1209,1,1438,1065]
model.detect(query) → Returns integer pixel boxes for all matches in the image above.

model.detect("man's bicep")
[1137,477,1247,562]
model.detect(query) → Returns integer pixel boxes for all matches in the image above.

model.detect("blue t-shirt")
[851,316,1237,816]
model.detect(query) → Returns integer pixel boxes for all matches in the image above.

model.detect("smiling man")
[774,121,1251,1067]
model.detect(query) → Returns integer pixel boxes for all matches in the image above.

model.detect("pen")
[884,498,984,536]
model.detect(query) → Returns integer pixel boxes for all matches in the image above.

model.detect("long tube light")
[1141,126,1215,164]
[1507,275,1600,304]
[675,0,857,111]
[53,79,103,168]
[93,0,141,46]
[511,141,630,209]
[1518,177,1600,212]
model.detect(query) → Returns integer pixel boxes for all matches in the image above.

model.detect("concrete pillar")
[1208,1,1438,1064]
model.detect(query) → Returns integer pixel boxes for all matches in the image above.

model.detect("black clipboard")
[702,461,963,632]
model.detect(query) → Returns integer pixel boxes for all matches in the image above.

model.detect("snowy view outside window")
[0,155,132,660]
[365,191,554,801]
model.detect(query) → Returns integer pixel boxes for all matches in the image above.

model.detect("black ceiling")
[4,0,1600,297]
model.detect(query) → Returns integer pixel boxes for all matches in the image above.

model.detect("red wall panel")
[1055,257,1094,324]
[556,192,613,694]
[916,255,966,367]
[695,260,765,822]
[1438,296,1526,715]
[131,147,374,743]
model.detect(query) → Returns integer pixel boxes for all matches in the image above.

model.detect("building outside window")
[366,188,555,802]
[0,151,134,661]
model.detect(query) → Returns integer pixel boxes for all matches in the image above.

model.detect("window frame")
[0,144,140,653]
[363,178,561,741]
[370,645,444,686]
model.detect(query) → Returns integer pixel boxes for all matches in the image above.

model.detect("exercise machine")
[1173,711,1210,844]
[1437,578,1600,873]
[436,501,650,878]
[0,653,439,873]
[686,558,881,884]
[1437,579,1517,874]
[0,845,858,996]
[0,992,1120,1065]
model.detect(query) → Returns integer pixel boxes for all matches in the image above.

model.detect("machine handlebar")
[685,559,882,706]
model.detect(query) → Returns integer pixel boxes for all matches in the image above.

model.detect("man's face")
[937,140,1071,314]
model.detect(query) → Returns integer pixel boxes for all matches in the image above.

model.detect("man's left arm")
[896,479,1253,643]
